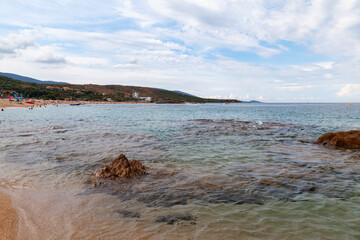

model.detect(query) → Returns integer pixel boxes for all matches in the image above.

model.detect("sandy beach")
[0,99,154,109]
[0,192,18,240]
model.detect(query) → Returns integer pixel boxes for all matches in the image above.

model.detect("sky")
[0,0,359,102]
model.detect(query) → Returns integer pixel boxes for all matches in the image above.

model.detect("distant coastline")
[0,99,156,109]
[0,74,241,104]
[0,99,249,109]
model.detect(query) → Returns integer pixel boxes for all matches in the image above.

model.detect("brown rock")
[94,154,147,179]
[317,130,360,149]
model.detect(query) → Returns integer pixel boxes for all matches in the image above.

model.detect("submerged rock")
[115,210,140,218]
[94,154,147,179]
[317,130,360,149]
[156,213,196,225]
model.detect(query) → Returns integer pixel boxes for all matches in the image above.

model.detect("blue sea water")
[0,103,360,239]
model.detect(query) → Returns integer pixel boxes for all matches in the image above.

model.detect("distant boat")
[70,103,81,106]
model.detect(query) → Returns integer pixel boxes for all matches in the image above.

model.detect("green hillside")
[0,75,103,100]
[0,75,240,103]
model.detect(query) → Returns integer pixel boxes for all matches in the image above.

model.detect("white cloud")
[323,73,333,79]
[0,31,35,55]
[336,84,360,97]
[2,1,360,59]
[126,57,138,64]
[35,50,67,64]
[291,64,318,72]
[0,1,359,102]
[316,62,334,70]
[242,94,250,100]
[66,56,108,67]
[112,57,139,69]
[112,63,137,69]
[278,85,313,91]
[116,0,158,27]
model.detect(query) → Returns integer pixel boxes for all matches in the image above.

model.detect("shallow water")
[1,103,360,239]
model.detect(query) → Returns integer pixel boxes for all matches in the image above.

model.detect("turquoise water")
[1,103,360,239]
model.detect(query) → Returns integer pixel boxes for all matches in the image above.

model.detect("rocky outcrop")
[317,130,360,149]
[94,154,147,179]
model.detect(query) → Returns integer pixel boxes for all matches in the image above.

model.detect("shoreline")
[0,191,18,240]
[0,99,155,109]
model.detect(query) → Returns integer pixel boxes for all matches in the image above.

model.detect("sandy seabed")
[0,192,18,240]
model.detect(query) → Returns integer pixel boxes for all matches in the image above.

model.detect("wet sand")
[0,192,18,240]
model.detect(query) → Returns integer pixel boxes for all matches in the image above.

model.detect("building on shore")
[139,97,152,102]
[132,92,140,99]
[132,92,151,102]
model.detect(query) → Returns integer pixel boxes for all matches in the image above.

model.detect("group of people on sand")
[0,101,53,112]
[28,104,51,109]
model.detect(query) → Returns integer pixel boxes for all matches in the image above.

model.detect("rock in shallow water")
[156,213,196,225]
[317,130,360,149]
[94,154,147,179]
[115,210,140,218]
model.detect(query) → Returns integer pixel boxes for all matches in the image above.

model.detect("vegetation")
[0,75,241,103]
[0,75,103,100]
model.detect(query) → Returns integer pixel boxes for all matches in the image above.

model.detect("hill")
[0,72,68,84]
[172,90,198,97]
[0,75,241,103]
[242,100,262,103]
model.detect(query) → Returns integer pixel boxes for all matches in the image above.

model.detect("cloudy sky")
[0,0,359,102]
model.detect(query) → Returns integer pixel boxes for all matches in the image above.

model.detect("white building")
[139,97,152,102]
[132,92,140,99]
[131,92,151,102]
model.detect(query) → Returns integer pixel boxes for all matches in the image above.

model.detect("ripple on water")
[2,106,360,239]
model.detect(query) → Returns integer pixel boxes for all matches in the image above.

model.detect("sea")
[1,103,360,239]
